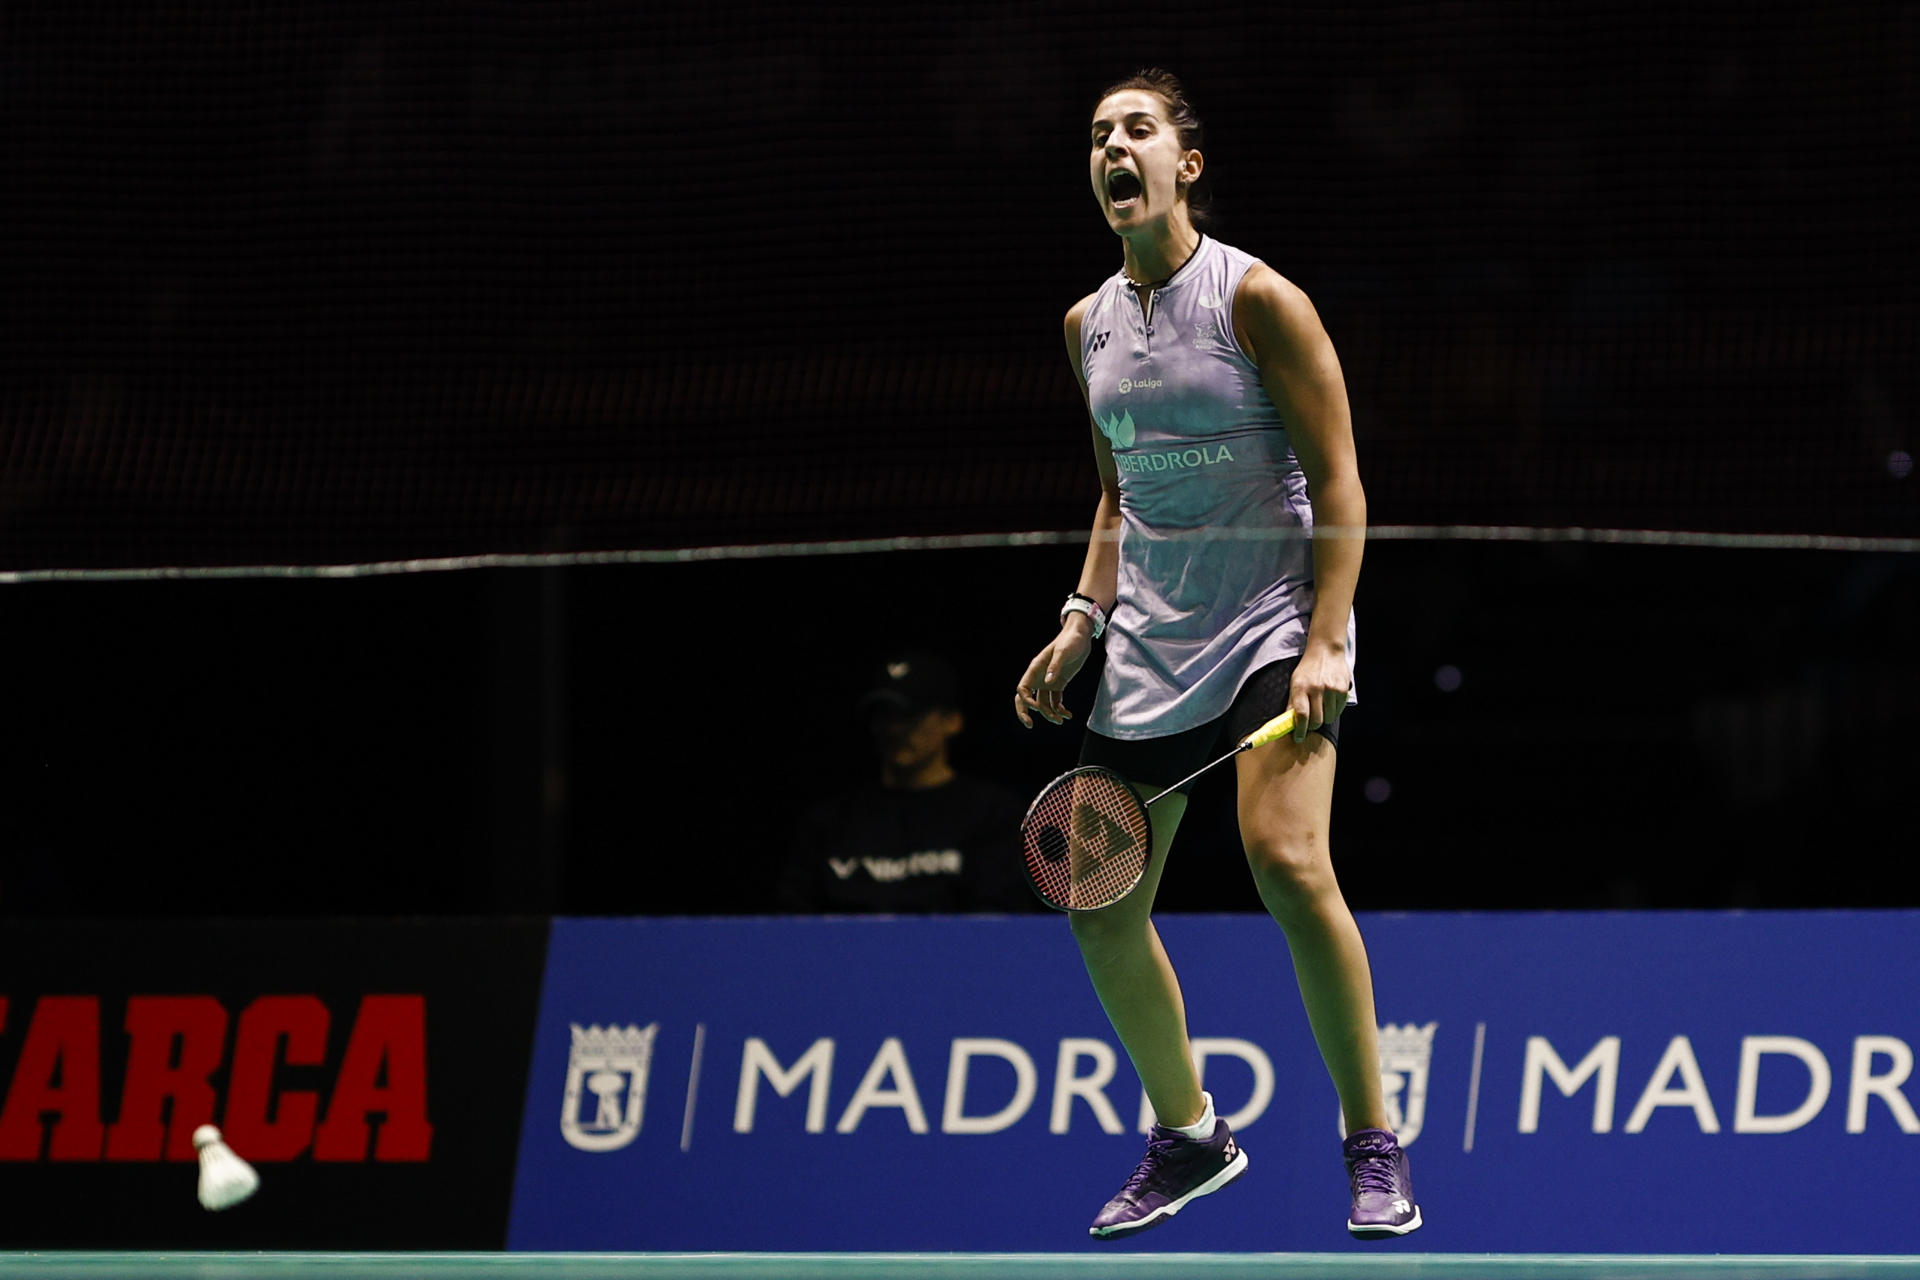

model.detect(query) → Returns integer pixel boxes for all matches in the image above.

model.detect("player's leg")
[1073,791,1249,1239]
[1236,736,1387,1131]
[1070,725,1251,1239]
[1235,734,1420,1238]
[1067,783,1201,1126]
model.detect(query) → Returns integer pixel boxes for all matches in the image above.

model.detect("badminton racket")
[1019,709,1297,912]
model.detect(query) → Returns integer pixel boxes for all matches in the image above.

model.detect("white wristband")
[1061,594,1107,640]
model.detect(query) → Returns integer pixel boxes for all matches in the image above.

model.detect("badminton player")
[1013,69,1420,1241]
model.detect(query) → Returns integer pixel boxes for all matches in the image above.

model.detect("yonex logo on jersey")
[1200,292,1223,309]
[1091,331,1110,351]
[1097,410,1136,449]
[1117,377,1163,394]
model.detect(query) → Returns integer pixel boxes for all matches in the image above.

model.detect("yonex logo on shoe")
[1392,1199,1410,1214]
[1223,1137,1238,1161]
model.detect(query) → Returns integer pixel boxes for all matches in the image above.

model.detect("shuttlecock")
[193,1124,259,1211]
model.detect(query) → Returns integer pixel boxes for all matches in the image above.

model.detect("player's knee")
[1244,829,1335,920]
[1068,898,1150,958]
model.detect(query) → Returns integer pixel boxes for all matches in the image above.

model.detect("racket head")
[1019,766,1154,912]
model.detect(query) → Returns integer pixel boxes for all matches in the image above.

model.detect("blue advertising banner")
[507,913,1920,1254]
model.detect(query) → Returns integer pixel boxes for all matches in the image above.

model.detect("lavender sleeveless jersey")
[1080,236,1357,739]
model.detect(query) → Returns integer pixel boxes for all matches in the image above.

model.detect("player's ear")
[1179,149,1204,188]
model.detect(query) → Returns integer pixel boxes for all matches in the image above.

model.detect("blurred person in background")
[781,652,1035,913]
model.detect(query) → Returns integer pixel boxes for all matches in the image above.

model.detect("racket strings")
[1020,768,1152,911]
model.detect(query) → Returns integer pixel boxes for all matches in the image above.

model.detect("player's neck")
[882,756,955,791]
[1121,221,1201,289]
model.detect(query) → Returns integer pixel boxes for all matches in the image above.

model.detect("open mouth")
[1106,169,1142,209]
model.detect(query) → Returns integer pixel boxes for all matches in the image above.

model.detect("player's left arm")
[1234,262,1367,739]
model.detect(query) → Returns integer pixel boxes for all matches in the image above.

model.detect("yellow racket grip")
[1239,708,1298,750]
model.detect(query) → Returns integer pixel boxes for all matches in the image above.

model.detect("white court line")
[1463,1021,1487,1153]
[680,1023,706,1153]
[17,1251,1920,1277]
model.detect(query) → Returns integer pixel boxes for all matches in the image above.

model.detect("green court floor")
[4,1256,1918,1280]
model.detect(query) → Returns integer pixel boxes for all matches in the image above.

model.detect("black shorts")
[1078,656,1341,793]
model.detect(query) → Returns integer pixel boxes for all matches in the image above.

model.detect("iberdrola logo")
[1098,410,1136,448]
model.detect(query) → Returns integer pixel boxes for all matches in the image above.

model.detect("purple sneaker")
[1344,1128,1422,1238]
[1089,1119,1249,1239]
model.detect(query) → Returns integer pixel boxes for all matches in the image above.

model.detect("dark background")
[0,918,549,1246]
[2,1,1915,916]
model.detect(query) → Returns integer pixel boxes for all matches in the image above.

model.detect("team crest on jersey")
[1098,410,1136,449]
[561,1023,658,1152]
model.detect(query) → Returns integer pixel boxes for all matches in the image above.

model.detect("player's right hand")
[1015,625,1092,728]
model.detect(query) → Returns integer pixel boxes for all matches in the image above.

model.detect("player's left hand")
[1289,642,1352,742]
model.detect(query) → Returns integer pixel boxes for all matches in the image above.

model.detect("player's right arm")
[1015,295,1122,729]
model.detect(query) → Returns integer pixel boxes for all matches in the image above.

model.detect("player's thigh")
[1235,733,1340,905]
[1071,723,1217,932]
[1067,784,1188,943]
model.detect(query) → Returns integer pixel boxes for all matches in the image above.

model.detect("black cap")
[856,652,960,717]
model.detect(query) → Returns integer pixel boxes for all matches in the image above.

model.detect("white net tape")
[3,525,1917,584]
